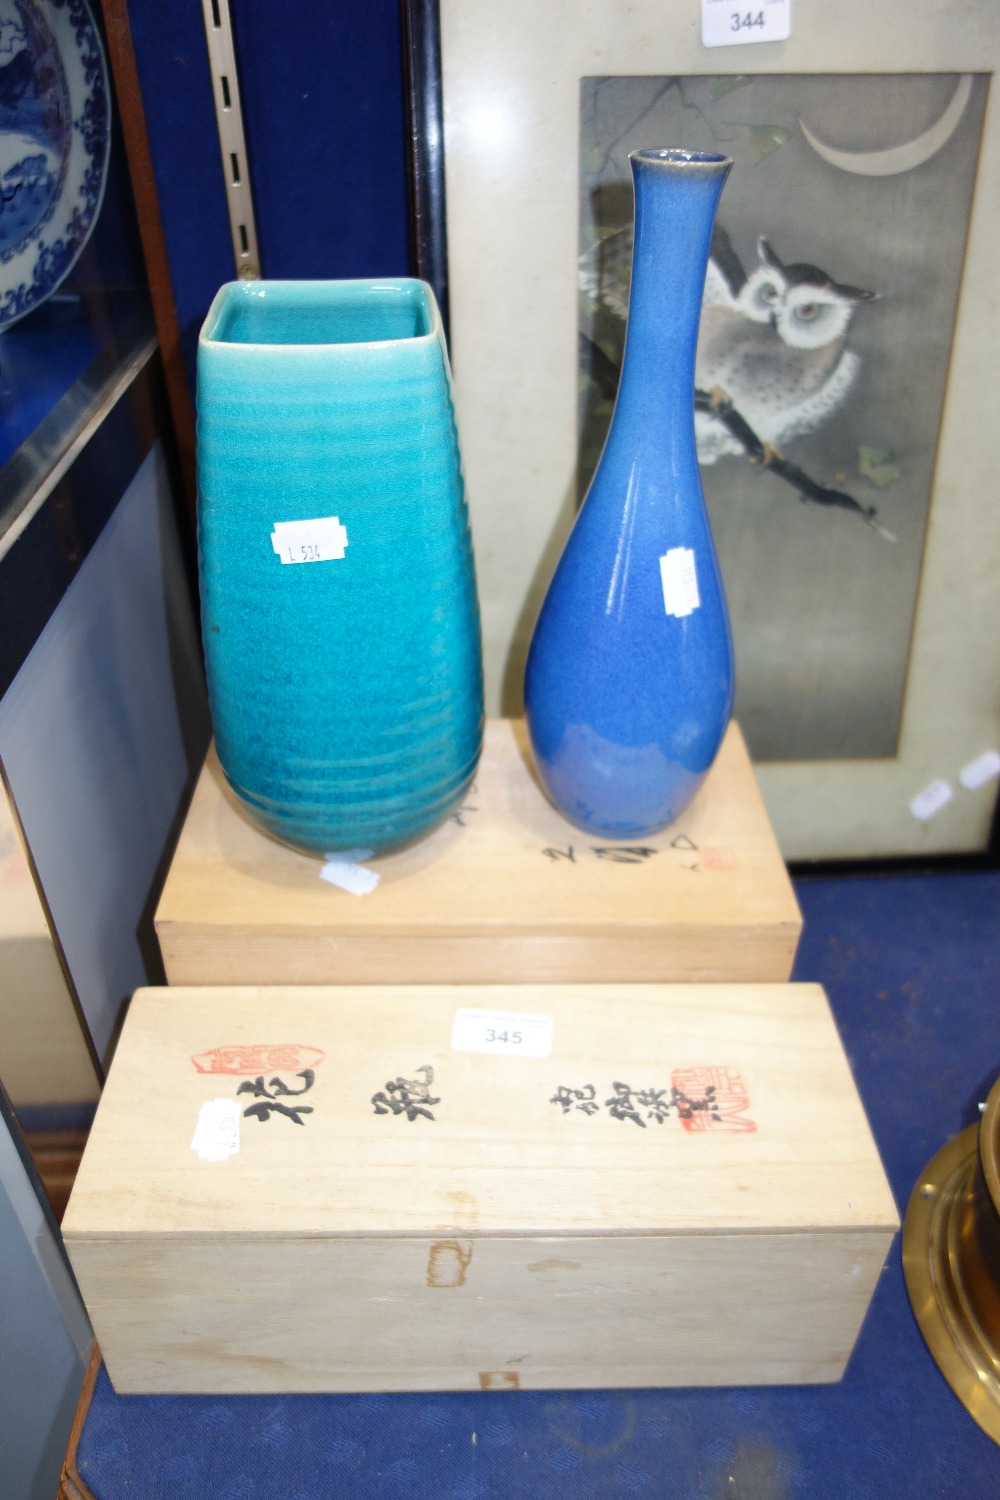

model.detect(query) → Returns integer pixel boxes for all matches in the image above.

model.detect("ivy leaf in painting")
[709,76,751,100]
[858,446,902,489]
[750,125,790,165]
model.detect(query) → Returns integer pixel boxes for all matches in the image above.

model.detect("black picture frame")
[400,0,450,340]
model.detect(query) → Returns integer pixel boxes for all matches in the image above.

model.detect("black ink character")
[451,804,477,827]
[542,845,576,862]
[671,1085,720,1122]
[604,1081,721,1126]
[372,1064,440,1122]
[670,834,698,852]
[591,847,658,864]
[550,1084,600,1116]
[633,1087,675,1124]
[605,1081,650,1127]
[237,1069,315,1125]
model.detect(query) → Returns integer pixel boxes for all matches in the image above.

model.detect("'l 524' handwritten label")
[270,516,348,564]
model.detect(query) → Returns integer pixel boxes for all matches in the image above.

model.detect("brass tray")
[903,1075,1000,1445]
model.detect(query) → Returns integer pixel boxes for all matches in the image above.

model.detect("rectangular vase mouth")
[201,279,438,350]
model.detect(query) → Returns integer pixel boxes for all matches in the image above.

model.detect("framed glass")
[428,0,1000,861]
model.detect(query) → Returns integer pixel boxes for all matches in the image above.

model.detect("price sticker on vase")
[270,516,349,564]
[660,546,700,618]
[701,0,790,48]
[451,1009,554,1058]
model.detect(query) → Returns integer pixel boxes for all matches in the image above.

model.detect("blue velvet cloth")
[0,139,150,469]
[0,302,100,469]
[74,872,1000,1498]
[125,0,410,403]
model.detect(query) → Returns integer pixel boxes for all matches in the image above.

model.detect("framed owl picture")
[435,0,1000,861]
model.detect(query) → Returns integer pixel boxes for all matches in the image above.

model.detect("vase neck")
[614,151,731,424]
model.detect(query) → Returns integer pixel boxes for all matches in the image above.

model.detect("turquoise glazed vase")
[524,150,734,838]
[197,279,483,854]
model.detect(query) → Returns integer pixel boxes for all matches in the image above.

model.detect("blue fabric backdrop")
[125,0,410,399]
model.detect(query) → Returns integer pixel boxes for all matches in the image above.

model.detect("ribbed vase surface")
[525,150,734,838]
[197,278,483,854]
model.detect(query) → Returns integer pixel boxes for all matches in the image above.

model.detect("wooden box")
[0,780,100,1113]
[63,981,898,1394]
[154,721,801,986]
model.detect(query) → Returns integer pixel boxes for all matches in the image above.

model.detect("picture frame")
[428,0,1000,861]
[400,0,450,337]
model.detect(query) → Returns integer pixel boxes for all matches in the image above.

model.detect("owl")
[580,227,877,465]
[695,234,877,463]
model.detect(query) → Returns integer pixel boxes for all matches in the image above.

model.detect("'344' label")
[702,0,790,48]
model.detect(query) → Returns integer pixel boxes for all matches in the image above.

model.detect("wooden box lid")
[154,721,802,986]
[63,982,898,1393]
[64,982,897,1241]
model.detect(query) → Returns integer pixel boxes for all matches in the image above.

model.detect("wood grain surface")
[0,780,100,1108]
[63,981,897,1393]
[155,721,802,986]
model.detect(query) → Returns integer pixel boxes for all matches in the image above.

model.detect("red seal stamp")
[698,845,738,871]
[191,1044,325,1075]
[671,1066,756,1133]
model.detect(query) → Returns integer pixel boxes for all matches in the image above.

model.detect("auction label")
[451,1009,553,1058]
[190,1098,240,1161]
[660,546,700,618]
[702,0,791,48]
[270,516,348,564]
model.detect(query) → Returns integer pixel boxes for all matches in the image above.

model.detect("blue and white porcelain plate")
[0,0,110,328]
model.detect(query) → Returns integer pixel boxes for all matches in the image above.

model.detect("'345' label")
[451,1009,553,1058]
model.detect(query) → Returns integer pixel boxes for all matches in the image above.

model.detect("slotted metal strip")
[200,0,261,279]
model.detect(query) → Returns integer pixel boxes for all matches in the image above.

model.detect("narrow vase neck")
[614,151,732,428]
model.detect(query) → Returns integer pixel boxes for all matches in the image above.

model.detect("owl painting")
[574,72,987,770]
[695,233,877,464]
[580,226,877,467]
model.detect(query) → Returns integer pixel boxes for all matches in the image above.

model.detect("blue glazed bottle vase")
[197,278,484,855]
[525,150,734,838]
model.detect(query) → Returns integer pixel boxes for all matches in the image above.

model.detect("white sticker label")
[702,0,791,48]
[451,1008,553,1058]
[190,1098,240,1161]
[320,849,380,896]
[909,780,953,822]
[959,750,1000,792]
[660,547,701,618]
[270,517,348,565]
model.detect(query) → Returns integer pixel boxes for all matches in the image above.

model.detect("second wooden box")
[63,980,898,1394]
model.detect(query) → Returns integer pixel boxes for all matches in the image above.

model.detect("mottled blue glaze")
[197,278,483,854]
[525,150,734,838]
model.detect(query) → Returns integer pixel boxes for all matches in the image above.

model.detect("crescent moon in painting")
[799,74,973,177]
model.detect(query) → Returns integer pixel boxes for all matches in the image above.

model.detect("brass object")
[903,1073,1000,1444]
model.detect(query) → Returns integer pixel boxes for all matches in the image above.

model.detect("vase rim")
[630,148,732,170]
[199,277,442,352]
